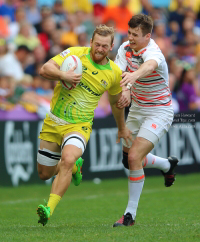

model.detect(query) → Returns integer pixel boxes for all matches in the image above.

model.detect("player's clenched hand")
[120,72,136,87]
[60,66,82,85]
[116,89,131,109]
[116,126,133,146]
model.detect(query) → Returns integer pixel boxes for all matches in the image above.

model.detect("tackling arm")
[120,59,158,87]
[131,59,158,80]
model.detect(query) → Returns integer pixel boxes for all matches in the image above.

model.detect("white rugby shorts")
[123,102,174,148]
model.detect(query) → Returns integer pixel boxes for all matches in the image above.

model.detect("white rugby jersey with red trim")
[115,39,172,107]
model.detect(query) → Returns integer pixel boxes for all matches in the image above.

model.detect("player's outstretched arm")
[108,93,132,146]
[40,59,82,85]
[120,59,158,88]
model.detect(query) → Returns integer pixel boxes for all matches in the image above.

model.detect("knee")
[37,163,55,180]
[60,154,76,170]
[38,170,52,181]
[128,151,141,165]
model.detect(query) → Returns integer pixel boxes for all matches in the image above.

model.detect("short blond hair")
[92,24,115,45]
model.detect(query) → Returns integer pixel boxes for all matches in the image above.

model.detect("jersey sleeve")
[52,47,83,66]
[107,65,122,96]
[114,43,127,71]
[142,47,164,67]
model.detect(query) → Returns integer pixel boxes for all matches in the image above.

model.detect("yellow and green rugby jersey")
[51,46,122,124]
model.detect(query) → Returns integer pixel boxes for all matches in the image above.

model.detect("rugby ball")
[60,55,82,90]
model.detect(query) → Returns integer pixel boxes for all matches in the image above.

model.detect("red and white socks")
[125,169,145,219]
[143,153,170,173]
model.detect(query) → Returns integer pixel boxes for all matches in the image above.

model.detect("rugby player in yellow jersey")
[36,25,132,226]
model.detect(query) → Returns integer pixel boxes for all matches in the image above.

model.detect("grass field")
[0,173,200,242]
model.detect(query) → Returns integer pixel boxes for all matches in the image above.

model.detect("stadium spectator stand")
[0,0,200,120]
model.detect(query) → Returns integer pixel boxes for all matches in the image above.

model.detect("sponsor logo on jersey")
[82,126,88,133]
[60,49,70,57]
[79,81,100,96]
[82,65,87,72]
[92,71,98,75]
[100,79,108,88]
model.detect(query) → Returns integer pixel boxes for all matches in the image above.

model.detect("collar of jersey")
[86,48,112,70]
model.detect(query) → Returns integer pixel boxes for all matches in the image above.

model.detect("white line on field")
[1,185,199,205]
[1,198,40,205]
[84,195,103,200]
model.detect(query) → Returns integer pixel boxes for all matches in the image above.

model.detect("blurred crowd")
[0,0,200,120]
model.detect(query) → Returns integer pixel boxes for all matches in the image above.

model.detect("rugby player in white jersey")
[113,14,179,227]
